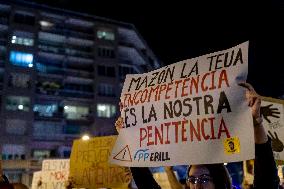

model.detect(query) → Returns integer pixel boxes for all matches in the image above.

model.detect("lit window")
[39,20,54,27]
[9,51,33,67]
[2,144,25,160]
[11,31,34,46]
[32,150,51,160]
[97,29,115,40]
[33,104,58,117]
[6,96,30,112]
[97,104,116,118]
[64,105,90,120]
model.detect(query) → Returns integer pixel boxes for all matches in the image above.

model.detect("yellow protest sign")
[70,135,131,189]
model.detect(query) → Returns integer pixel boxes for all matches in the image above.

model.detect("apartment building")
[0,0,160,185]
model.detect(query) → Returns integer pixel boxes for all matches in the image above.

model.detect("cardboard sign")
[261,97,284,160]
[70,136,131,189]
[110,41,255,166]
[32,159,70,189]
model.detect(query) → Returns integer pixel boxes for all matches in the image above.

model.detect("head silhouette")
[228,141,235,151]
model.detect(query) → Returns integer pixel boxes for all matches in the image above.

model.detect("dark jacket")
[131,139,279,189]
[253,139,280,188]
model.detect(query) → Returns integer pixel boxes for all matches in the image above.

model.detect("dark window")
[97,65,115,77]
[98,65,105,75]
[8,73,31,88]
[98,83,115,97]
[119,66,136,78]
[107,67,115,77]
[98,47,115,58]
[65,125,80,134]
[14,13,35,25]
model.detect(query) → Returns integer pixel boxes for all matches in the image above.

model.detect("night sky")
[29,0,284,98]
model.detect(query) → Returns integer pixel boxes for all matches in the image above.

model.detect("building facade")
[0,0,160,185]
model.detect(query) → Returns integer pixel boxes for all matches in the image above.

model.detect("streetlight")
[82,134,90,141]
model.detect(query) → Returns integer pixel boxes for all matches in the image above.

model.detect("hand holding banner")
[110,41,255,167]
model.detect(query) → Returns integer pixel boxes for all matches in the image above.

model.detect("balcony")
[38,44,65,55]
[65,18,94,33]
[118,40,135,48]
[65,114,94,125]
[66,30,94,40]
[67,37,94,47]
[38,39,65,49]
[65,68,93,79]
[66,48,94,59]
[2,159,42,170]
[118,27,146,49]
[59,89,94,99]
[67,55,94,65]
[118,46,147,66]
[38,31,66,44]
[33,134,61,141]
[0,38,7,46]
[40,25,67,37]
[37,52,65,61]
[0,17,8,25]
[40,25,94,41]
[33,133,80,142]
[36,63,65,76]
[34,112,64,121]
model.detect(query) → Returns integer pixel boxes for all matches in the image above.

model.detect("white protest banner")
[31,159,69,189]
[110,41,254,166]
[31,170,69,189]
[261,97,284,160]
[70,135,131,189]
[42,159,70,172]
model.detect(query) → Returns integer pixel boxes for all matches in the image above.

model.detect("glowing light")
[39,20,53,27]
[98,105,106,111]
[18,105,24,110]
[82,135,90,141]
